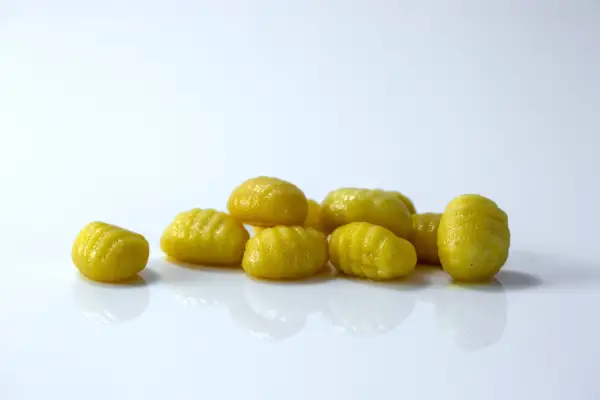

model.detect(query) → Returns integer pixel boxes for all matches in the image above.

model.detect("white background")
[1,1,599,399]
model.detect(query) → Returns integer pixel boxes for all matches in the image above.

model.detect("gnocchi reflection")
[156,259,421,341]
[71,275,150,325]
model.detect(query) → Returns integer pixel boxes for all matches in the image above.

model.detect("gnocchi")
[329,222,417,280]
[227,176,308,227]
[242,226,328,280]
[161,208,249,266]
[438,194,510,282]
[412,213,442,265]
[304,199,324,232]
[72,222,149,282]
[320,188,413,240]
[388,191,416,214]
[253,199,321,236]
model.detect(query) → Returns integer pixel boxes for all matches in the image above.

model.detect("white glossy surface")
[3,252,600,400]
[1,2,600,399]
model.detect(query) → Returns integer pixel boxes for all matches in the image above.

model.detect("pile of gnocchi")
[72,176,510,284]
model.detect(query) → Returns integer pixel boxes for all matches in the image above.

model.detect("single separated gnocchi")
[329,222,417,280]
[72,222,150,282]
[412,212,442,265]
[228,176,308,227]
[438,194,510,282]
[389,191,416,214]
[161,208,249,266]
[242,226,328,280]
[320,188,413,240]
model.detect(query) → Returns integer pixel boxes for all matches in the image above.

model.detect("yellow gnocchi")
[388,191,416,214]
[438,194,510,282]
[304,199,324,232]
[253,199,321,236]
[227,176,308,227]
[161,208,249,266]
[412,212,442,265]
[320,188,413,240]
[329,222,417,280]
[72,222,150,283]
[242,226,328,280]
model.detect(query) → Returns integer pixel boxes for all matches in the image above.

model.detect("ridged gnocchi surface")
[161,208,249,266]
[242,226,328,280]
[320,188,413,240]
[438,194,510,282]
[227,176,308,227]
[389,191,416,214]
[72,222,149,282]
[329,222,417,280]
[412,213,442,265]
